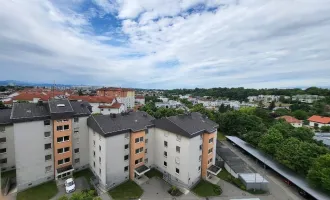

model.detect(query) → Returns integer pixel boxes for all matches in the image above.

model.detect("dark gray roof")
[48,99,74,120]
[226,136,330,200]
[154,112,218,138]
[87,111,155,137]
[10,101,92,123]
[216,141,252,173]
[0,109,12,125]
[11,102,50,123]
[70,101,91,117]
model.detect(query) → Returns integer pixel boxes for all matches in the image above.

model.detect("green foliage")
[191,180,222,197]
[179,98,193,108]
[290,102,311,112]
[145,168,163,178]
[268,101,276,110]
[78,89,83,96]
[271,120,294,138]
[274,108,291,116]
[258,128,284,156]
[17,181,58,200]
[58,190,98,200]
[243,131,264,147]
[321,126,330,133]
[292,110,308,120]
[145,95,162,103]
[108,180,143,199]
[253,108,274,127]
[291,127,314,141]
[218,103,232,113]
[239,107,256,115]
[307,154,330,193]
[0,101,5,108]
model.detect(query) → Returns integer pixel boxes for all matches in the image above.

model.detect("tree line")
[164,87,330,101]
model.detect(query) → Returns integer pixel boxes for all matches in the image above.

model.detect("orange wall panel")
[129,131,145,179]
[201,132,216,178]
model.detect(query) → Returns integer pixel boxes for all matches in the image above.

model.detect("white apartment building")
[87,112,220,190]
[135,96,145,105]
[0,109,15,172]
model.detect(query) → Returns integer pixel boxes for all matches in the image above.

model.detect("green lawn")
[17,181,58,200]
[217,168,246,190]
[145,168,163,179]
[217,132,226,141]
[73,169,94,188]
[191,180,222,197]
[108,180,143,200]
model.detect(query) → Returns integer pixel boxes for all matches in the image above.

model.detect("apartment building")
[87,111,219,190]
[10,100,91,191]
[96,87,135,109]
[0,109,15,172]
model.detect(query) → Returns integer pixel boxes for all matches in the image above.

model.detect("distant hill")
[0,80,73,87]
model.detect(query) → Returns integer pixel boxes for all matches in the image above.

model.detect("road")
[222,140,302,200]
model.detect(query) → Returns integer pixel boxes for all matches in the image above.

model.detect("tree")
[254,108,274,127]
[258,128,284,156]
[271,120,294,138]
[307,154,330,193]
[58,190,100,200]
[78,89,83,96]
[274,108,291,117]
[321,126,330,133]
[239,107,256,115]
[268,101,276,110]
[292,110,308,120]
[0,101,5,109]
[291,127,314,141]
[218,104,226,113]
[243,131,264,147]
[258,100,265,108]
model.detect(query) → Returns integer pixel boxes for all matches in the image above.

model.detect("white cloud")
[0,0,330,88]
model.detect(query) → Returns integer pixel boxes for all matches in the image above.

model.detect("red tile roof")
[13,93,50,101]
[135,95,145,99]
[276,116,301,124]
[98,103,123,109]
[308,115,330,124]
[69,95,114,103]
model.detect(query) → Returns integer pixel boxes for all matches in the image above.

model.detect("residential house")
[308,115,330,128]
[276,116,302,127]
[96,87,135,109]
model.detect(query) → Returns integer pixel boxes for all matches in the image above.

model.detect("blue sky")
[0,0,330,89]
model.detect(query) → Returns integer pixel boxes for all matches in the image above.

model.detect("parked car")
[65,178,76,193]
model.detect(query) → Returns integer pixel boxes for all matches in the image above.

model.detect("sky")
[0,0,330,89]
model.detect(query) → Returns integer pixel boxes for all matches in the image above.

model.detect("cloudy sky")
[0,0,330,89]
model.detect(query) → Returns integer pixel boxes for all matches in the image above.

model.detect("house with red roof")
[135,95,145,105]
[308,115,330,128]
[276,116,302,127]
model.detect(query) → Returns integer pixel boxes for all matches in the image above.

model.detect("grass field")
[16,181,58,200]
[108,180,143,200]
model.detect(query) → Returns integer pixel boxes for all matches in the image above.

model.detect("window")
[0,158,7,164]
[99,157,101,163]
[199,145,202,151]
[145,139,148,144]
[101,109,104,111]
[124,166,128,172]
[45,143,51,150]
[44,120,50,126]
[64,136,70,141]
[198,166,201,171]
[208,158,213,164]
[145,149,148,154]
[199,155,201,162]
[124,144,129,150]
[208,148,213,154]
[64,157,70,163]
[164,141,168,147]
[58,159,64,165]
[75,158,80,164]
[93,151,95,157]
[135,147,143,154]
[145,158,148,164]
[135,137,144,143]
[74,128,79,134]
[57,137,63,143]
[93,161,95,167]
[164,161,167,167]
[209,138,213,143]
[0,137,6,143]
[44,132,50,138]
[64,125,69,130]
[164,151,167,157]
[45,166,51,172]
[74,117,79,123]
[176,146,180,153]
[99,168,101,175]
[45,155,51,161]
[125,133,129,139]
[99,145,101,151]
[124,155,129,161]
[176,168,180,174]
[0,126,5,132]
[135,158,142,165]
[64,147,70,152]
[140,137,144,142]
[145,129,149,134]
[57,126,63,131]
[176,135,181,141]
[200,134,202,140]
[74,148,79,153]
[58,148,63,154]
[93,140,95,146]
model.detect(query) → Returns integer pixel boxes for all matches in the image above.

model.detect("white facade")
[100,105,125,115]
[117,96,135,109]
[72,117,89,171]
[309,121,330,128]
[291,122,302,128]
[158,97,169,102]
[0,125,15,172]
[135,98,145,105]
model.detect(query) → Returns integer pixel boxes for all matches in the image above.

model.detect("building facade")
[0,109,15,172]
[96,87,135,109]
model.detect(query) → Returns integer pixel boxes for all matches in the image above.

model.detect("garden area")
[108,180,143,200]
[145,168,163,179]
[16,181,58,200]
[191,180,222,197]
[73,169,94,188]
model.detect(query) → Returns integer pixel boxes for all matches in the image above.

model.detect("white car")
[65,178,76,193]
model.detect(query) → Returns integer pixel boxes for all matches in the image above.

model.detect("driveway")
[50,177,90,200]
